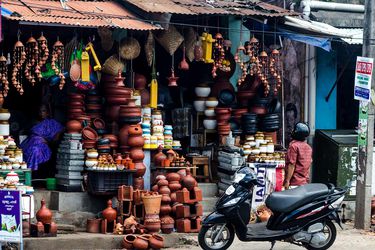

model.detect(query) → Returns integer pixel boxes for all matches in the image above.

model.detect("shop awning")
[1,0,161,30]
[122,0,296,17]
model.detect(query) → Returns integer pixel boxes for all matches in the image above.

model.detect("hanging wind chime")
[38,33,49,71]
[235,20,247,85]
[167,54,179,87]
[211,32,225,78]
[24,36,40,85]
[51,38,65,89]
[12,38,26,95]
[0,55,9,97]
[269,49,282,94]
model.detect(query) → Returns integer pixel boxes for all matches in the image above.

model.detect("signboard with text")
[354,56,374,102]
[0,190,22,243]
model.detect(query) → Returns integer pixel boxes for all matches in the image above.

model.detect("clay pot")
[250,106,267,115]
[122,234,136,249]
[133,177,144,190]
[66,120,82,134]
[149,234,164,249]
[170,192,177,203]
[119,125,130,146]
[36,199,52,224]
[130,148,145,162]
[152,184,159,192]
[153,146,167,166]
[86,218,101,233]
[215,107,231,114]
[177,169,187,179]
[135,73,147,89]
[169,181,182,192]
[133,235,149,250]
[140,89,150,106]
[134,162,146,177]
[128,124,143,136]
[144,221,161,233]
[182,169,197,191]
[160,205,172,215]
[105,105,120,121]
[159,185,171,195]
[161,194,171,204]
[166,173,181,182]
[106,96,128,105]
[161,223,174,234]
[157,179,169,187]
[105,87,132,96]
[128,135,145,147]
[171,202,181,214]
[155,175,167,181]
[102,200,117,223]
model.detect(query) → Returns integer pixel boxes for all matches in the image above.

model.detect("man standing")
[283,122,312,189]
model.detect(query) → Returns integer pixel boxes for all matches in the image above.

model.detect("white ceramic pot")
[195,86,211,97]
[85,160,98,168]
[205,99,219,108]
[12,163,20,169]
[204,109,215,117]
[87,151,99,158]
[5,171,19,184]
[0,123,9,136]
[194,100,206,112]
[21,162,27,169]
[203,119,217,130]
[0,112,11,121]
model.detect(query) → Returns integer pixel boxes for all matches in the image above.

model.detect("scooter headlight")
[225,185,235,195]
[234,173,246,183]
[223,197,241,207]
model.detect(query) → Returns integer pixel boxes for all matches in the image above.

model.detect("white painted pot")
[194,100,206,112]
[203,119,217,130]
[195,86,211,97]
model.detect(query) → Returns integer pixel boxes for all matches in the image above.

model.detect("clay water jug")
[102,200,117,222]
[36,199,52,224]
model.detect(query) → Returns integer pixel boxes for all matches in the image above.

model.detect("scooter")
[199,165,347,250]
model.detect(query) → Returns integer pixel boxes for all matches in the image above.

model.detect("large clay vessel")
[36,199,52,224]
[181,168,197,191]
[102,200,117,222]
[153,146,167,166]
[66,120,82,134]
[134,162,146,177]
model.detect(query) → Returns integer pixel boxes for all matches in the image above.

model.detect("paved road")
[176,225,375,250]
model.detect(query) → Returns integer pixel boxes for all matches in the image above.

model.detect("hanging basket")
[119,37,141,60]
[155,25,184,56]
[185,27,197,62]
[142,192,162,215]
[145,31,155,67]
[102,55,126,76]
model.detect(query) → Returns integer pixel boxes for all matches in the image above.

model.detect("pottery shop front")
[0,0,296,244]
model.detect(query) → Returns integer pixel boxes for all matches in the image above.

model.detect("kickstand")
[270,241,276,250]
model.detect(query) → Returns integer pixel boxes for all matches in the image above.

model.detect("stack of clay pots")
[92,118,106,136]
[142,192,162,233]
[203,97,218,130]
[122,233,164,250]
[65,119,82,134]
[85,93,103,120]
[194,84,211,112]
[215,107,231,136]
[134,73,150,107]
[97,138,111,154]
[68,93,86,120]
[119,98,142,125]
[232,108,248,124]
[242,113,258,135]
[128,125,146,189]
[82,126,98,149]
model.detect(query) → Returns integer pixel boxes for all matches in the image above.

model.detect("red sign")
[356,61,373,75]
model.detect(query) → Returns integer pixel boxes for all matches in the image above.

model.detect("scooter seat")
[265,184,329,213]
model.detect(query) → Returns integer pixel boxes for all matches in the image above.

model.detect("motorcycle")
[199,165,347,250]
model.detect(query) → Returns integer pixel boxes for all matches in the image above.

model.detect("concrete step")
[199,183,218,197]
[202,197,218,213]
[24,232,198,250]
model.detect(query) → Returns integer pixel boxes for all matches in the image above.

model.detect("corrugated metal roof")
[339,28,363,45]
[123,0,295,17]
[1,0,161,30]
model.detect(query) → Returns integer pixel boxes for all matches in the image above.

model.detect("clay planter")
[160,204,172,215]
[36,199,52,224]
[142,193,162,215]
[86,218,101,233]
[166,173,181,182]
[144,221,161,233]
[128,136,145,147]
[169,181,182,192]
[102,200,117,223]
[130,148,145,162]
[216,112,231,121]
[161,223,174,234]
[128,124,143,136]
[66,120,82,134]
[133,235,150,250]
[134,162,146,177]
[149,234,164,249]
[152,185,159,192]
[122,234,136,249]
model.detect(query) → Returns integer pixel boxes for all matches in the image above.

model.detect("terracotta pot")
[155,175,167,181]
[128,124,143,136]
[177,169,187,179]
[122,234,136,249]
[144,221,161,233]
[128,135,145,147]
[157,179,169,187]
[135,73,147,89]
[134,162,146,177]
[182,169,197,191]
[36,199,52,224]
[86,218,101,233]
[152,184,159,192]
[66,120,82,134]
[216,113,231,121]
[166,173,181,182]
[102,200,117,223]
[140,89,150,106]
[69,101,85,106]
[149,234,164,249]
[161,194,171,204]
[68,107,85,113]
[153,146,167,166]
[133,177,144,190]
[159,185,171,195]
[120,106,141,113]
[171,202,181,214]
[119,125,130,146]
[133,235,149,250]
[215,107,231,114]
[170,192,177,203]
[160,205,172,215]
[105,87,132,96]
[250,106,267,115]
[106,96,128,105]
[130,148,145,162]
[86,104,102,110]
[169,181,182,192]
[161,223,174,234]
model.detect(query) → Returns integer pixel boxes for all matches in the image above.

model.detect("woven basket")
[102,55,125,76]
[185,27,197,62]
[119,37,141,60]
[144,31,155,67]
[155,25,184,55]
[142,193,162,215]
[98,27,114,52]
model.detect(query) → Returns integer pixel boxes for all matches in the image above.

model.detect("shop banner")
[354,56,373,102]
[0,190,22,243]
[358,101,369,146]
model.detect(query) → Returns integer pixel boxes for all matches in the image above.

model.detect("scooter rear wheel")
[304,220,337,250]
[198,224,235,250]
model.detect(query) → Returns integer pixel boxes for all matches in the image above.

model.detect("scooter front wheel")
[198,224,235,250]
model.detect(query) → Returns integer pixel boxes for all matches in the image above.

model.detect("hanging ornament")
[167,69,179,87]
[12,39,26,95]
[201,32,215,64]
[179,45,189,71]
[0,55,9,97]
[149,49,158,109]
[51,38,65,89]
[24,36,39,86]
[270,49,282,95]
[37,33,49,75]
